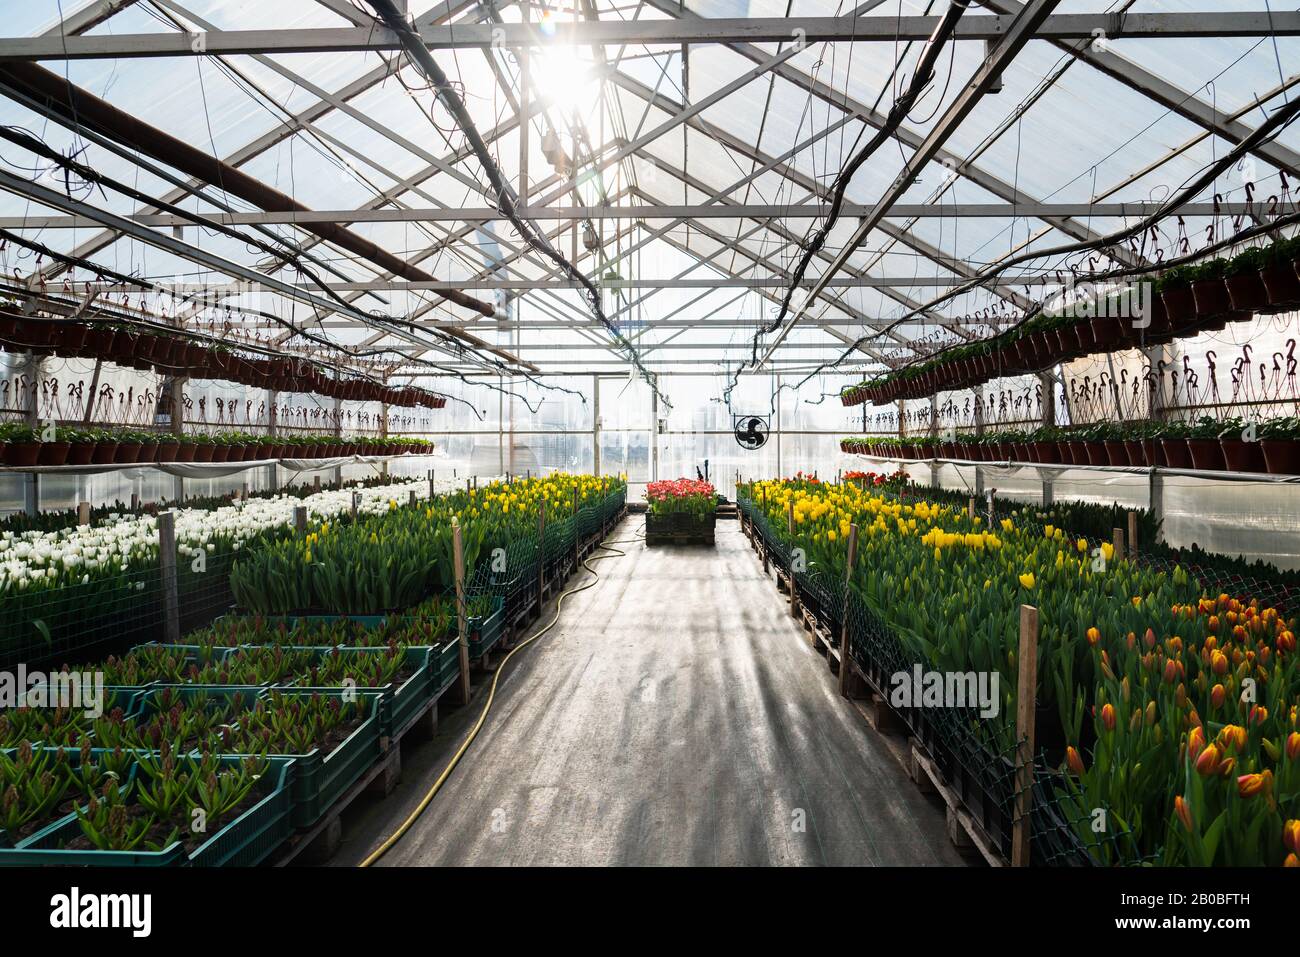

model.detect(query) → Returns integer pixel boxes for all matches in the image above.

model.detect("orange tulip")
[1174,795,1194,832]
[1100,702,1116,733]
[1210,684,1226,709]
[1194,743,1221,778]
[1211,650,1229,675]
[1086,626,1100,645]
[1187,726,1206,759]
[1286,853,1299,868]
[1286,731,1300,762]
[1218,725,1247,754]
[1236,770,1272,799]
[1284,819,1300,854]
[1163,659,1178,685]
[1250,704,1269,726]
[1066,746,1085,777]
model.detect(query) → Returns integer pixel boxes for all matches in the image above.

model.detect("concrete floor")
[334,518,965,867]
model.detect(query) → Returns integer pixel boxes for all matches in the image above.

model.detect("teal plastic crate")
[225,690,384,829]
[277,646,436,739]
[0,753,294,867]
[466,595,506,658]
[432,640,461,696]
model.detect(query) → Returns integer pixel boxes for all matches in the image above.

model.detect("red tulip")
[1236,770,1272,799]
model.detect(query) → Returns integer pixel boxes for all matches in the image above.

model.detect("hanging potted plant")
[155,432,180,463]
[1258,415,1300,475]
[1155,267,1196,333]
[137,430,160,464]
[114,429,144,464]
[1223,246,1271,313]
[89,427,118,464]
[1259,236,1300,311]
[1185,259,1233,332]
[52,320,89,358]
[66,427,98,465]
[190,432,216,463]
[173,432,198,463]
[1184,416,1227,471]
[1216,417,1267,474]
[0,424,42,467]
[1098,421,1131,467]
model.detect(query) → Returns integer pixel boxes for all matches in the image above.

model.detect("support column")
[650,374,660,482]
[266,388,279,492]
[23,351,41,516]
[1143,345,1166,543]
[973,388,985,497]
[592,373,601,477]
[1039,373,1055,507]
[332,396,343,487]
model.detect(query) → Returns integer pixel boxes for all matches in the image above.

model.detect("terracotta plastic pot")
[90,441,118,465]
[1191,278,1231,319]
[173,443,197,463]
[1225,270,1270,313]
[192,444,215,463]
[1084,441,1109,467]
[1090,314,1124,351]
[155,442,180,463]
[1219,439,1267,474]
[54,324,89,357]
[115,442,143,464]
[2,442,42,467]
[67,441,96,466]
[1124,440,1147,468]
[1260,439,1300,476]
[210,445,231,463]
[1261,263,1300,311]
[1161,439,1192,469]
[1103,440,1131,467]
[1160,286,1196,332]
[1073,320,1097,356]
[35,441,70,466]
[138,442,159,463]
[1185,438,1226,472]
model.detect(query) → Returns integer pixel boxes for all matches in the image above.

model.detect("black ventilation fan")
[733,414,769,451]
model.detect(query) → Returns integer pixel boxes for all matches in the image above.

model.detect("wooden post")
[452,517,471,705]
[968,496,976,521]
[428,469,435,502]
[409,489,417,508]
[466,478,471,494]
[313,475,321,493]
[1112,527,1125,562]
[294,506,307,534]
[1127,511,1138,557]
[537,499,547,605]
[77,501,90,527]
[130,491,139,512]
[838,523,860,697]
[350,492,359,523]
[158,512,180,644]
[1012,604,1039,867]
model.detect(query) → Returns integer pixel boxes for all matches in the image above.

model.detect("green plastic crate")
[432,640,461,697]
[466,596,506,658]
[277,646,436,739]
[224,690,384,829]
[0,753,294,867]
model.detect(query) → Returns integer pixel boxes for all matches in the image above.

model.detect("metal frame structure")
[0,0,1296,385]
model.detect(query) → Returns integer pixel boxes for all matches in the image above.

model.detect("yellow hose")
[359,538,629,867]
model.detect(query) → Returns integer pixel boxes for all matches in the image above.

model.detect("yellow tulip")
[1019,572,1035,589]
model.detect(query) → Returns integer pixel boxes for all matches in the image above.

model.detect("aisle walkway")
[337,519,964,866]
